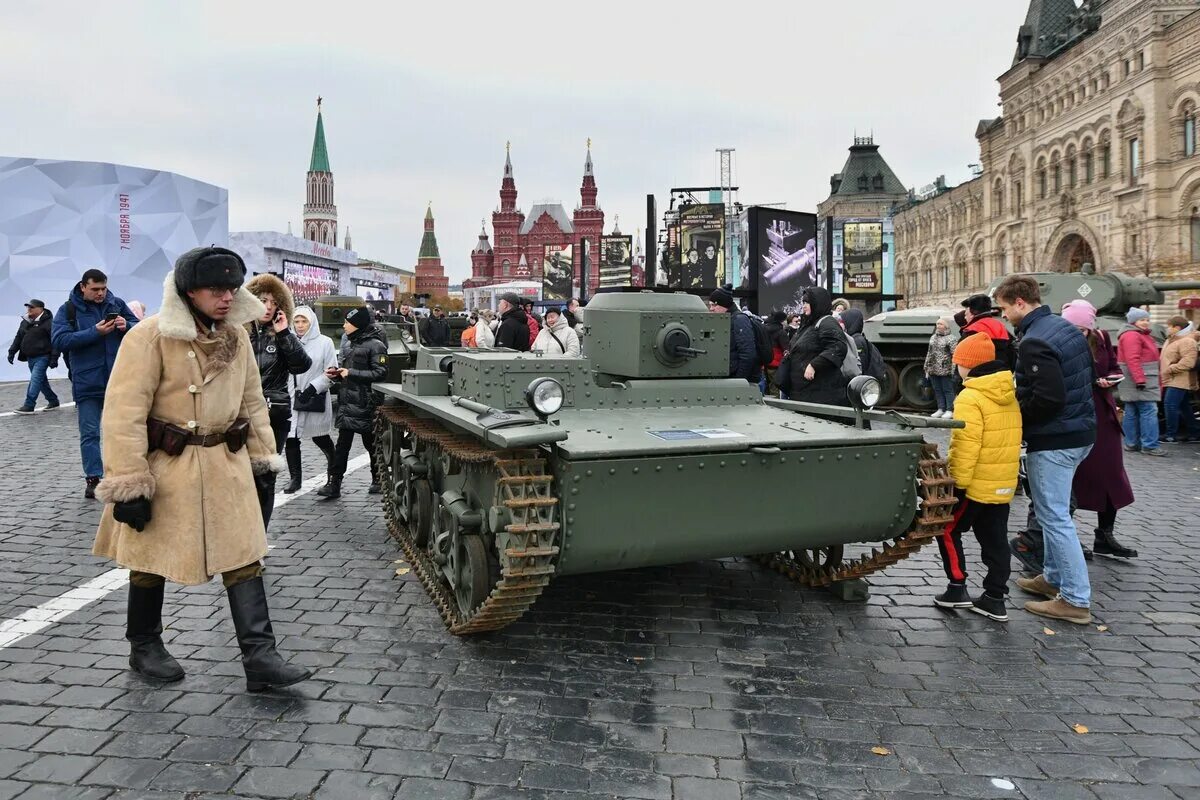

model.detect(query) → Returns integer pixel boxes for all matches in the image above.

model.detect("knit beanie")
[1061,300,1097,330]
[952,332,995,369]
[709,287,734,309]
[1126,307,1150,324]
[344,306,372,331]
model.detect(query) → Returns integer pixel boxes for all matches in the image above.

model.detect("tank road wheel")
[878,362,900,407]
[414,479,434,549]
[898,362,935,410]
[453,535,491,617]
[753,443,957,590]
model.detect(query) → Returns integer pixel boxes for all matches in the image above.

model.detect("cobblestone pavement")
[0,378,1198,799]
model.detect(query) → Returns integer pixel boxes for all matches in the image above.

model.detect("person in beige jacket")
[92,246,311,692]
[1161,315,1200,442]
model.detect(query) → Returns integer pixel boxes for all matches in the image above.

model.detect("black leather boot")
[1093,527,1138,559]
[126,583,185,683]
[226,577,312,692]
[315,475,341,499]
[282,439,302,494]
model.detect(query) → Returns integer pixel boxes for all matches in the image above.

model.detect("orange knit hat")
[952,332,995,369]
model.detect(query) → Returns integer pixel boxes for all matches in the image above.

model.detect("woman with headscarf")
[282,306,338,493]
[777,286,849,405]
[475,309,496,347]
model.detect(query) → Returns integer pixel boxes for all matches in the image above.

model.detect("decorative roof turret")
[579,138,598,209]
[418,203,441,259]
[309,97,331,173]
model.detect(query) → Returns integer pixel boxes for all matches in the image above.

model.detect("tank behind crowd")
[864,268,1200,410]
[311,295,420,382]
[372,290,960,635]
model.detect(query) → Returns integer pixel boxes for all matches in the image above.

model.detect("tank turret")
[582,291,729,379]
[996,268,1200,316]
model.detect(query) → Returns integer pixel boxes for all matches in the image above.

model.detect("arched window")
[993,181,1004,217]
[1082,139,1095,183]
[1052,159,1062,193]
[974,247,986,286]
[938,259,949,291]
[1037,158,1047,198]
[1100,138,1111,178]
[1185,102,1196,156]
[501,258,511,276]
[1191,206,1200,262]
[1066,146,1077,188]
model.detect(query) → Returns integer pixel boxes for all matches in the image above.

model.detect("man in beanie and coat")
[994,275,1096,625]
[933,333,1020,621]
[494,293,530,352]
[92,246,311,691]
[317,306,388,499]
[1117,306,1165,455]
[8,299,61,414]
[956,293,1013,369]
[707,287,760,384]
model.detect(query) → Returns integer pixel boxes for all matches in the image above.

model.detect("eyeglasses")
[201,287,236,298]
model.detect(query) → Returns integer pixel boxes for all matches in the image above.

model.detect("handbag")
[292,375,327,413]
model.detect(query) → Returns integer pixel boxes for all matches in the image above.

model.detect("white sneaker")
[929,410,943,418]
[942,409,954,419]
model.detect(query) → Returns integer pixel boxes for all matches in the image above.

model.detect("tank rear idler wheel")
[414,479,434,549]
[752,443,957,588]
[898,362,936,410]
[454,535,491,617]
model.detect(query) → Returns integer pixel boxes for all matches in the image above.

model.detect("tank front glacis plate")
[552,443,921,576]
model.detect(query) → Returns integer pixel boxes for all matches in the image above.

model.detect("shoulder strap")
[547,329,566,353]
[65,301,77,329]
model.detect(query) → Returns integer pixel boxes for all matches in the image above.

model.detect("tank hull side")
[553,443,921,576]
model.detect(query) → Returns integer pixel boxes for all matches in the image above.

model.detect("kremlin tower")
[303,98,338,246]
[414,204,448,296]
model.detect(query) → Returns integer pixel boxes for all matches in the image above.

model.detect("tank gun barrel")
[1151,281,1200,292]
[674,346,707,358]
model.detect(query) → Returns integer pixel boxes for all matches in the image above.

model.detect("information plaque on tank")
[647,428,745,440]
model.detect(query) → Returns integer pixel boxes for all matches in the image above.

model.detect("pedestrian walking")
[933,333,1019,621]
[317,306,387,499]
[51,268,140,498]
[531,307,581,356]
[282,306,338,494]
[8,299,61,414]
[776,286,848,405]
[494,293,530,351]
[707,287,761,384]
[92,245,310,692]
[1160,315,1200,442]
[923,317,957,418]
[994,275,1096,625]
[1117,307,1165,456]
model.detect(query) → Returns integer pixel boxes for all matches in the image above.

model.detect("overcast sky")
[3,1,1029,283]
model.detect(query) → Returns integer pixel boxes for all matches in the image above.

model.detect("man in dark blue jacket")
[994,275,1096,625]
[51,268,139,498]
[708,287,761,384]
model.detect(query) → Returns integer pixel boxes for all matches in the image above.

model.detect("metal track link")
[752,443,957,588]
[376,406,560,635]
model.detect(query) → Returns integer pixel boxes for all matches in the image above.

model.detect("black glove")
[48,359,58,369]
[113,497,152,532]
[254,471,277,495]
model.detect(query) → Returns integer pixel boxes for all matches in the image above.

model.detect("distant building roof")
[520,203,574,235]
[830,137,906,198]
[1013,0,1102,66]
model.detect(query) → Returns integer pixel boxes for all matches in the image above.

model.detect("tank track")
[752,443,956,587]
[376,406,560,635]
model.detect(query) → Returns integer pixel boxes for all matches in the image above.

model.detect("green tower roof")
[309,110,330,173]
[418,205,440,259]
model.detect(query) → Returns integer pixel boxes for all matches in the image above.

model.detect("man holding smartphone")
[52,268,140,498]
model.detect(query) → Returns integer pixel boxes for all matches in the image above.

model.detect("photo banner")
[599,235,633,289]
[842,221,883,294]
[677,203,724,290]
[748,207,818,315]
[283,260,340,306]
[542,243,573,301]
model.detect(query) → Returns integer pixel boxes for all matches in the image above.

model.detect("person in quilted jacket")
[933,333,1021,623]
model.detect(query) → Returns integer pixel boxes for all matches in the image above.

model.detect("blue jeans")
[23,355,59,408]
[929,374,955,412]
[1121,400,1159,450]
[1163,387,1199,439]
[1026,446,1093,608]
[76,397,104,479]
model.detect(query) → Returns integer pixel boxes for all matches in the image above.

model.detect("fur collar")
[157,271,266,342]
[244,272,295,322]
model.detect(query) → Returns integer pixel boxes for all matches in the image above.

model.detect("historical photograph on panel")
[843,221,883,293]
[542,243,573,301]
[677,203,724,289]
[599,235,632,289]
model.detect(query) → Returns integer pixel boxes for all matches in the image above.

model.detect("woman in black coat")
[317,307,388,500]
[780,286,850,406]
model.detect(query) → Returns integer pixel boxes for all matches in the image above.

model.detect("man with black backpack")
[707,287,761,385]
[838,308,887,382]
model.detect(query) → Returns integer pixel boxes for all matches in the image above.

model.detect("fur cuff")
[96,472,156,504]
[251,454,286,475]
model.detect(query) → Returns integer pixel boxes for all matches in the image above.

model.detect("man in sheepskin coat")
[92,246,311,692]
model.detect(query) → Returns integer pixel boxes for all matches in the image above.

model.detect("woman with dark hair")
[777,286,849,405]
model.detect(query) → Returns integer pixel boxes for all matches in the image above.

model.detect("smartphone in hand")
[104,312,120,322]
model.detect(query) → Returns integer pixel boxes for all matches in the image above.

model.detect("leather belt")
[188,432,228,447]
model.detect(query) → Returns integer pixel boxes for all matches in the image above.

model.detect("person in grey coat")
[282,307,339,492]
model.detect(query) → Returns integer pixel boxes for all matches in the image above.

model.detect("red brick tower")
[303,97,338,246]
[414,204,449,296]
[491,143,525,282]
[465,220,494,290]
[572,140,605,294]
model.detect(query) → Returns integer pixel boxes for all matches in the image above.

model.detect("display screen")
[676,203,724,290]
[749,208,819,315]
[842,222,883,294]
[599,235,633,289]
[542,244,573,301]
[283,261,339,305]
[355,282,390,302]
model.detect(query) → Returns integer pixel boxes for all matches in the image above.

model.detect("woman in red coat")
[1062,300,1137,558]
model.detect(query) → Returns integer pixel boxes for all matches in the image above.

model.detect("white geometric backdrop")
[0,157,228,383]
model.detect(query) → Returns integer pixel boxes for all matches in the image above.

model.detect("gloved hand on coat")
[254,471,277,496]
[113,498,152,532]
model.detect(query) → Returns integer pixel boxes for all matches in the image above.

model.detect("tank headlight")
[848,375,882,410]
[525,377,565,418]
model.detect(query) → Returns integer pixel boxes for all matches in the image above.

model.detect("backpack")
[820,316,860,380]
[853,332,886,381]
[748,314,774,368]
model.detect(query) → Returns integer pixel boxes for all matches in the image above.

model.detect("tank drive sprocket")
[752,443,956,587]
[375,406,561,635]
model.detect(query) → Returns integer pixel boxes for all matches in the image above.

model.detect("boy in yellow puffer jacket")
[934,333,1022,622]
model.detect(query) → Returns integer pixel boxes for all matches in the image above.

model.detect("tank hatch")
[582,291,729,379]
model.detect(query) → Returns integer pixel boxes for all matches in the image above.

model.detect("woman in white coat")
[475,310,495,348]
[531,307,581,357]
[282,306,339,492]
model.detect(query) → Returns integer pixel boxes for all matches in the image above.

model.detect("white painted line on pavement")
[0,453,373,651]
[0,402,76,419]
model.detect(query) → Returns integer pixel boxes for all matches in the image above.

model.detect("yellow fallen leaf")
[395,567,410,576]
[1042,627,1056,636]
[394,559,407,564]
[871,746,891,756]
[1072,724,1089,734]
[1096,625,1108,632]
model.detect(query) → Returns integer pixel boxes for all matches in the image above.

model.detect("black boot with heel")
[127,582,185,683]
[282,439,302,494]
[226,576,312,692]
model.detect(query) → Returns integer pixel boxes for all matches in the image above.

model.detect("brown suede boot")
[1015,573,1058,600]
[1024,596,1092,625]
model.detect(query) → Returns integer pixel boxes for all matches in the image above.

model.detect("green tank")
[373,291,960,635]
[311,295,422,382]
[868,268,1200,410]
